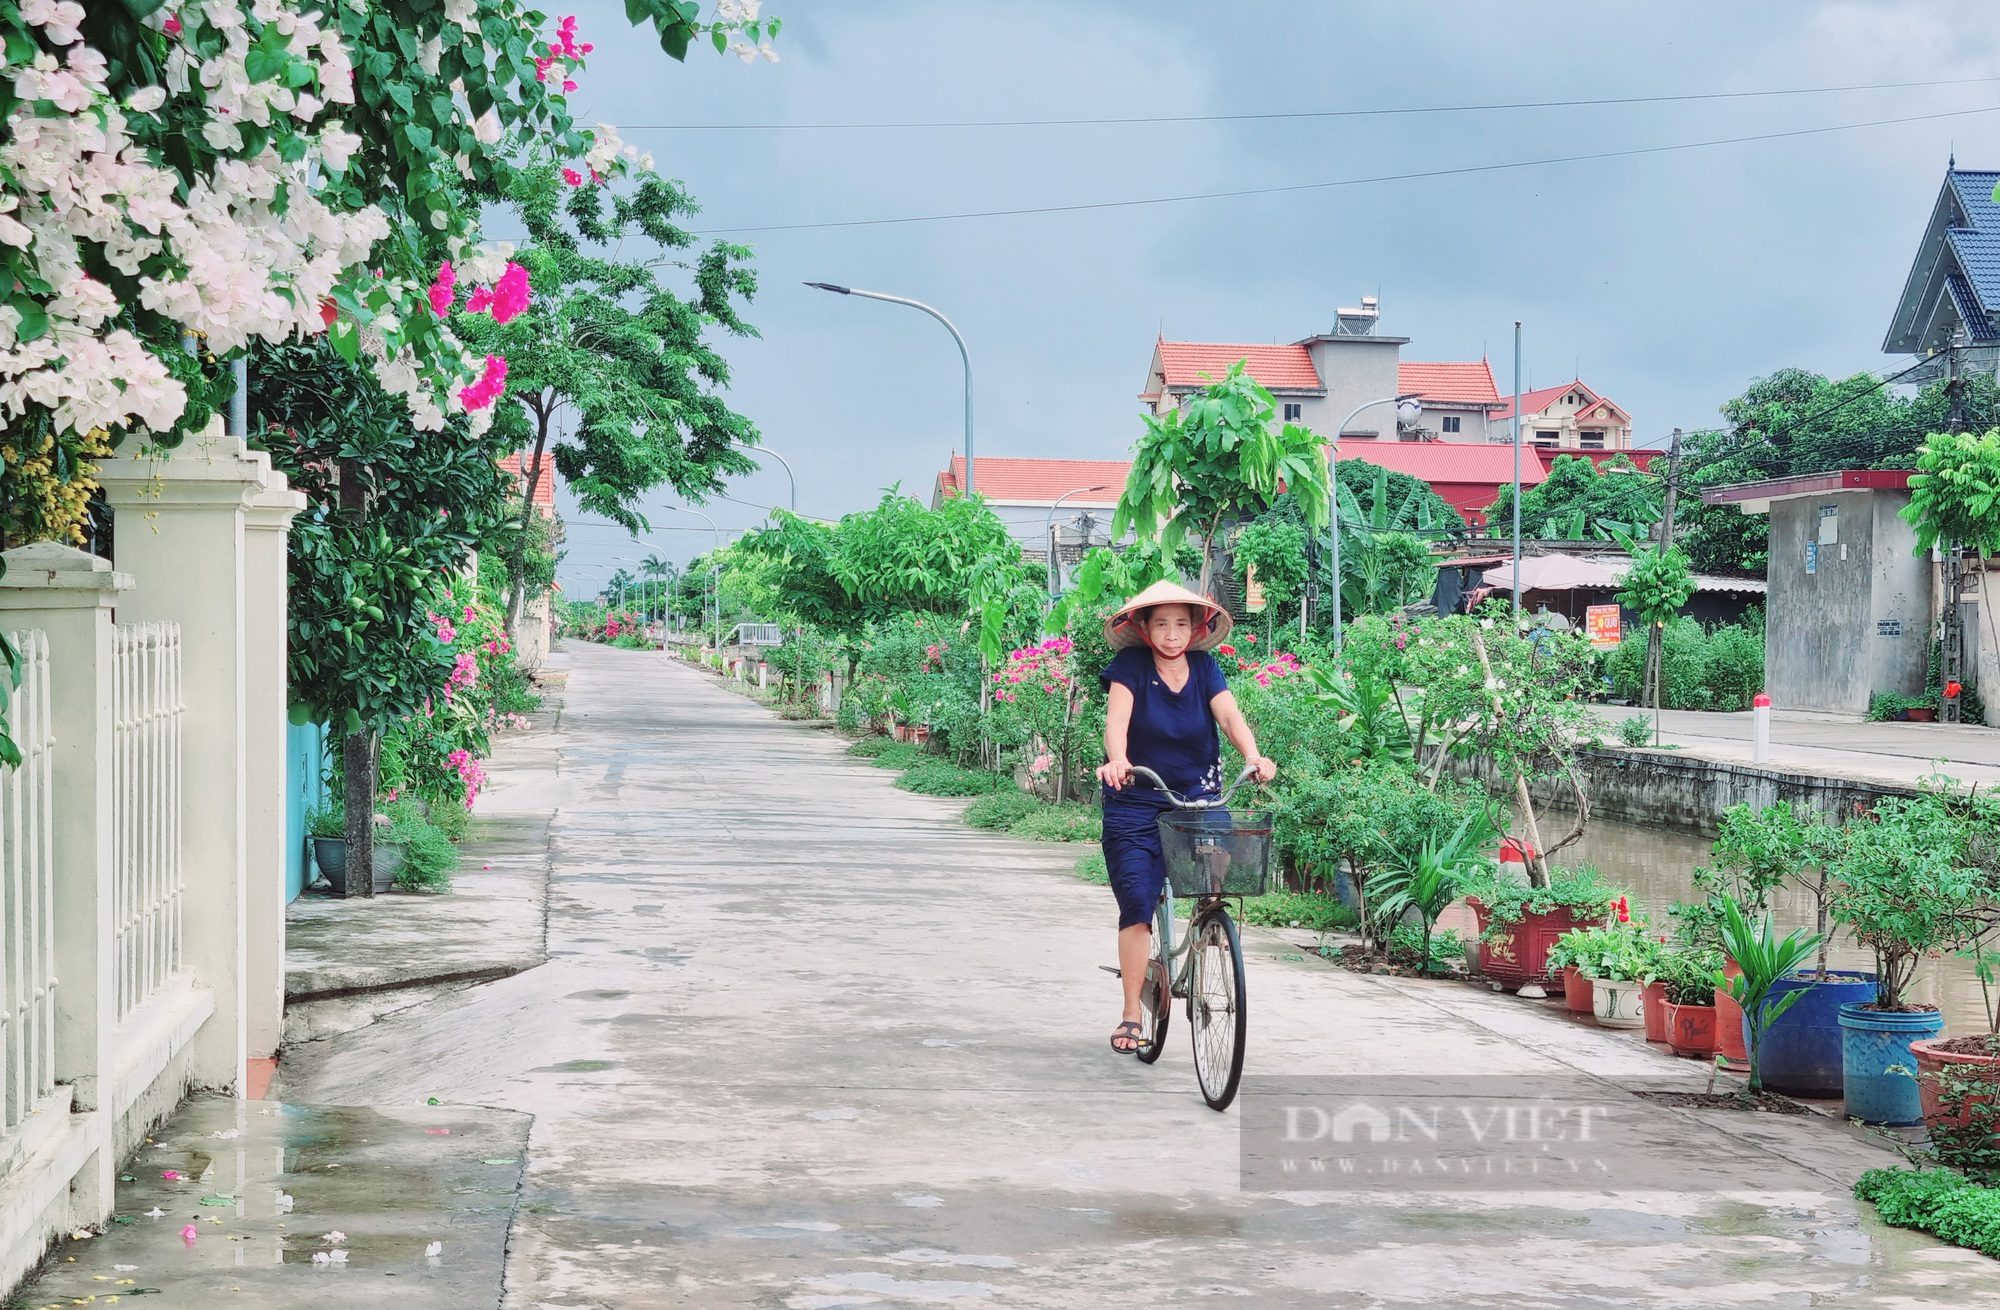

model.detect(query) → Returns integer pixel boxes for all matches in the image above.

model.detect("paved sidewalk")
[1600,703,2000,790]
[269,643,1998,1307]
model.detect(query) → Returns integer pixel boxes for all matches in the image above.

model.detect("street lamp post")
[732,439,798,513]
[806,282,975,497]
[1043,485,1108,596]
[664,505,725,654]
[1328,395,1423,652]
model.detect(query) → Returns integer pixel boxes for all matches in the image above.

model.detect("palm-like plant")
[1365,808,1498,972]
[1713,895,1822,1095]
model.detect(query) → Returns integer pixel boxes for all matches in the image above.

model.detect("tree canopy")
[1485,454,1661,541]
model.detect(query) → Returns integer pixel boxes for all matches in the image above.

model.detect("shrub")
[384,800,457,892]
[895,760,997,797]
[964,790,1043,830]
[1074,849,1109,883]
[1607,616,1763,711]
[1008,804,1103,843]
[1388,923,1465,971]
[836,697,863,732]
[1617,715,1654,747]
[1704,622,1764,711]
[872,743,924,771]
[1856,1168,2000,1259]
[1239,891,1360,933]
[306,800,345,839]
[846,736,894,758]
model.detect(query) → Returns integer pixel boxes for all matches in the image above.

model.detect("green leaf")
[9,296,48,343]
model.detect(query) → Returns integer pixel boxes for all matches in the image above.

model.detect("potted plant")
[307,801,348,894]
[1363,810,1497,977]
[1658,947,1722,1058]
[1910,839,2000,1147]
[1714,895,1823,1096]
[1690,806,1796,1071]
[1463,867,1616,992]
[1576,921,1653,1030]
[1828,791,1983,1125]
[1545,930,1596,1013]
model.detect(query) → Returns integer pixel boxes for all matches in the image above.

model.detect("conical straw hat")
[1103,580,1234,652]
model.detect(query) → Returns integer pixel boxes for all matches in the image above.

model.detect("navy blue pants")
[1101,793,1172,930]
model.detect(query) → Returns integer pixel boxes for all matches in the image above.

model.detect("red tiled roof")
[499,453,556,507]
[1490,380,1621,423]
[936,456,1132,505]
[1338,441,1546,527]
[1155,340,1322,392]
[1398,360,1500,406]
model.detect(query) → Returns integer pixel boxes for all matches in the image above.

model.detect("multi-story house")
[1490,381,1635,452]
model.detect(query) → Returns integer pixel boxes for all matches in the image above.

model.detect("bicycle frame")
[1153,887,1230,1000]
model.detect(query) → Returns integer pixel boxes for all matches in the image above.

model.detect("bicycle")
[1121,763,1275,1112]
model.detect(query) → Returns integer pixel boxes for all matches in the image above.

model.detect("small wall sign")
[1819,504,1839,545]
[1805,540,1818,574]
[1877,618,1903,637]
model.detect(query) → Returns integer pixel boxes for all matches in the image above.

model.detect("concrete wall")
[284,719,326,902]
[1301,337,1401,439]
[1764,488,1929,714]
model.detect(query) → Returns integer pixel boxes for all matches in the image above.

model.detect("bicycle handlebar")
[1122,763,1262,809]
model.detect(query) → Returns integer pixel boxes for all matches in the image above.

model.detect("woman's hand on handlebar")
[1097,757,1133,790]
[1249,755,1278,784]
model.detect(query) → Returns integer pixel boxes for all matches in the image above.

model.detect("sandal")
[1110,1020,1145,1055]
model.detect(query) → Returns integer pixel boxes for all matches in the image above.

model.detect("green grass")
[846,736,894,758]
[871,743,924,771]
[895,759,999,797]
[1856,1168,2000,1259]
[1007,804,1102,843]
[1238,890,1361,932]
[964,789,1043,830]
[1074,849,1108,883]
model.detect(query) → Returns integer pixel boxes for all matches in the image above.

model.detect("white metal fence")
[113,623,183,1022]
[0,632,55,1131]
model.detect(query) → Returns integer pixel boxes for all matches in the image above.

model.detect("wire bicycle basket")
[1157,808,1276,897]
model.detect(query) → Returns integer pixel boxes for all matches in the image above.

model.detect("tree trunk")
[342,730,376,899]
[505,417,552,640]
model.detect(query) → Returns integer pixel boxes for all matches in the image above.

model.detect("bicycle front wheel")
[1137,894,1172,1065]
[1187,905,1247,1111]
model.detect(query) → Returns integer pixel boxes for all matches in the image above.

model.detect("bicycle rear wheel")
[1137,894,1172,1065]
[1187,904,1246,1111]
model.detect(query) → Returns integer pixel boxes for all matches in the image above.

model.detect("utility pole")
[1641,428,1682,720]
[1510,322,1523,622]
[1943,346,1968,724]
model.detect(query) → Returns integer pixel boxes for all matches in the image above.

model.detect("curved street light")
[806,282,974,496]
[732,439,797,514]
[1328,395,1423,652]
[662,505,726,653]
[1043,484,1108,596]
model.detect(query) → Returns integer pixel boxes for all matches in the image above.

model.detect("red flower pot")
[1641,980,1670,1044]
[1665,1002,1717,1058]
[1562,966,1594,1012]
[1911,1036,2000,1137]
[1714,958,1748,1068]
[1469,899,1592,991]
[1907,707,1937,723]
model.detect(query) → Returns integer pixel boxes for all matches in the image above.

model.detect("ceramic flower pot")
[312,836,347,895]
[1839,1003,1946,1126]
[1664,1002,1717,1058]
[1757,970,1876,1097]
[1641,980,1670,1043]
[1591,977,1646,1029]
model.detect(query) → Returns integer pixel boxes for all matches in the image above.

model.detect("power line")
[631,75,2000,133]
[691,103,2000,235]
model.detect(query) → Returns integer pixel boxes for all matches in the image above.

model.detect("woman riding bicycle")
[1095,582,1276,1055]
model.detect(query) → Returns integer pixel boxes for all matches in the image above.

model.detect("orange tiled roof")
[1398,360,1500,406]
[1490,380,1624,424]
[937,456,1131,504]
[1337,441,1548,487]
[1155,340,1323,392]
[499,452,556,507]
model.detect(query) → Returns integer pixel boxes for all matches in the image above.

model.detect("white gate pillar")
[96,423,292,1095]
[244,483,304,1062]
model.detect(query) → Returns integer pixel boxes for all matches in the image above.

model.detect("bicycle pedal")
[1098,965,1122,978]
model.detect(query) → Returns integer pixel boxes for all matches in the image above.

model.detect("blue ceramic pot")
[1756,970,1878,1097]
[1838,1002,1946,1126]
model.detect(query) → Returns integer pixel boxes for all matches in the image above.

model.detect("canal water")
[1543,813,1989,1037]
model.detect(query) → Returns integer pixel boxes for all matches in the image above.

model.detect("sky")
[550,0,2000,597]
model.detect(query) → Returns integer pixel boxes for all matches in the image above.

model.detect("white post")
[758,663,768,691]
[95,422,292,1095]
[0,544,129,1213]
[1752,693,1771,765]
[243,482,304,1063]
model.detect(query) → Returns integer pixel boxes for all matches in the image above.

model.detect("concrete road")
[277,644,1999,1308]
[1599,704,2000,790]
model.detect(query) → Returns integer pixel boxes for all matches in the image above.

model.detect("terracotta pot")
[1907,707,1937,723]
[1641,980,1670,1043]
[1664,1002,1717,1058]
[1911,1035,2000,1136]
[1468,899,1593,991]
[1562,966,1594,1012]
[1714,958,1748,1067]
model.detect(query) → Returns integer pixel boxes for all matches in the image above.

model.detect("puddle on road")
[534,1059,620,1073]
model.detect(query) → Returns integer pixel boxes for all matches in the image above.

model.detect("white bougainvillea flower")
[126,86,169,113]
[22,0,86,46]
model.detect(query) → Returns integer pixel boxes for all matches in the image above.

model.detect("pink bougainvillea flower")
[486,263,532,323]
[562,167,584,186]
[463,605,477,624]
[319,297,339,328]
[426,260,455,316]
[181,1224,198,1242]
[161,1170,183,1181]
[458,355,508,410]
[163,12,182,33]
[564,80,578,93]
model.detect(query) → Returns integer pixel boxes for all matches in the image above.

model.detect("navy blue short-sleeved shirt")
[1100,646,1229,801]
